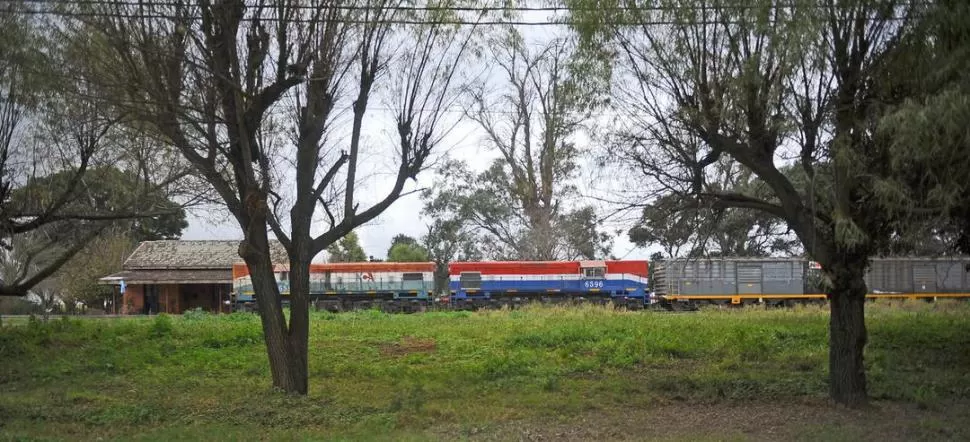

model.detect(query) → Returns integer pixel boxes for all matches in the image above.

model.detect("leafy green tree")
[875,0,970,255]
[10,165,187,312]
[422,219,482,295]
[56,230,138,313]
[0,2,192,297]
[571,0,921,406]
[11,166,187,241]
[386,234,430,262]
[326,231,368,263]
[423,28,612,261]
[630,164,800,258]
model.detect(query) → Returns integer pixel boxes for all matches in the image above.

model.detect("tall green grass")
[1,302,968,440]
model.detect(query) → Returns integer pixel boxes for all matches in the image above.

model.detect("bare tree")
[425,28,611,261]
[85,0,479,394]
[573,0,918,406]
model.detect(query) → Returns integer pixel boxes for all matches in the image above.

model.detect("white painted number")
[584,280,604,289]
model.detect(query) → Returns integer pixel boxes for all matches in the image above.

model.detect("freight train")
[231,257,970,312]
[232,262,436,313]
[231,259,652,312]
[655,257,970,308]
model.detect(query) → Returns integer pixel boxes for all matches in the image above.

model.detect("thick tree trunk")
[239,219,303,394]
[827,262,869,407]
[286,246,311,395]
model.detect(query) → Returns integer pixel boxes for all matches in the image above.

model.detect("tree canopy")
[0,2,195,297]
[10,166,187,241]
[386,234,430,262]
[569,0,945,406]
[326,231,368,263]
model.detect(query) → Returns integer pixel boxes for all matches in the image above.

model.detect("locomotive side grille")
[459,272,482,290]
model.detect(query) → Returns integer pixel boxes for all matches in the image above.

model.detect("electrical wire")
[0,0,924,26]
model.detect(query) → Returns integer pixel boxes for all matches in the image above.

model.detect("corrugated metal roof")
[99,269,231,285]
[123,240,288,270]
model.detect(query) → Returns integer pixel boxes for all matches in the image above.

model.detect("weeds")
[0,302,968,440]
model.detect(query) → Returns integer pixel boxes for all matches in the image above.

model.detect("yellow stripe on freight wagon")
[661,293,970,301]
[866,293,970,299]
[663,294,827,300]
[589,288,600,292]
[368,291,376,295]
[547,289,561,293]
[325,291,336,295]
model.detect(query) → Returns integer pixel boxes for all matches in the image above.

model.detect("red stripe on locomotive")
[448,260,648,277]
[232,261,435,278]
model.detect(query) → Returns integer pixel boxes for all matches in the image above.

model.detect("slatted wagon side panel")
[737,263,763,294]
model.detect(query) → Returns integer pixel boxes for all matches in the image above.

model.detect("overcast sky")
[180,18,658,262]
[179,131,656,262]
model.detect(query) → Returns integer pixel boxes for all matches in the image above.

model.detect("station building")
[99,240,286,314]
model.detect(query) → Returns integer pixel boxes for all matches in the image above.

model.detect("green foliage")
[9,166,187,242]
[423,159,612,260]
[326,231,368,263]
[630,163,804,257]
[423,29,612,261]
[874,0,970,254]
[150,314,174,337]
[386,235,430,262]
[181,307,210,321]
[55,230,136,310]
[421,218,481,294]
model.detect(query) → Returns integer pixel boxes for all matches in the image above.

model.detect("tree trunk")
[240,224,303,394]
[827,262,869,407]
[286,246,311,395]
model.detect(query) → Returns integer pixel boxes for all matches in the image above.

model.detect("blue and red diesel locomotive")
[232,259,652,311]
[446,260,651,309]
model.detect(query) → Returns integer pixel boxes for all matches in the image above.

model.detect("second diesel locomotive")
[232,259,653,311]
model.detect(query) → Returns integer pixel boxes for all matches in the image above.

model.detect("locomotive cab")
[580,261,606,279]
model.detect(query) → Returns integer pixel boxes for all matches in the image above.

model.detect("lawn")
[1,302,969,441]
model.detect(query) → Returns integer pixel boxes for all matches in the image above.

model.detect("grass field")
[2,302,969,441]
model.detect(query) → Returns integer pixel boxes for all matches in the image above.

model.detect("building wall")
[179,283,230,313]
[157,285,181,314]
[122,285,144,314]
[121,283,230,314]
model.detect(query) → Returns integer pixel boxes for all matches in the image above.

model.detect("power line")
[0,0,927,13]
[0,9,918,26]
[0,0,924,26]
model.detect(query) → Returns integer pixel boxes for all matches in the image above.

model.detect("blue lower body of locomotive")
[448,278,652,306]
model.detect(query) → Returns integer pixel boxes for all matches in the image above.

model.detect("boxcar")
[864,258,970,298]
[446,260,650,309]
[655,257,970,305]
[655,258,812,305]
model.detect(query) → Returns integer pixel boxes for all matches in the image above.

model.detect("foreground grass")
[1,302,969,441]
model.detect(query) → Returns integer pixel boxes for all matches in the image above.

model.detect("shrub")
[151,314,174,337]
[182,308,210,321]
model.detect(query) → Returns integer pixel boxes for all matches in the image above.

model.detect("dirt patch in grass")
[379,336,437,357]
[432,398,970,441]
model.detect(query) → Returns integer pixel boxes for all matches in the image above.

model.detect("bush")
[151,314,174,336]
[182,308,210,321]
